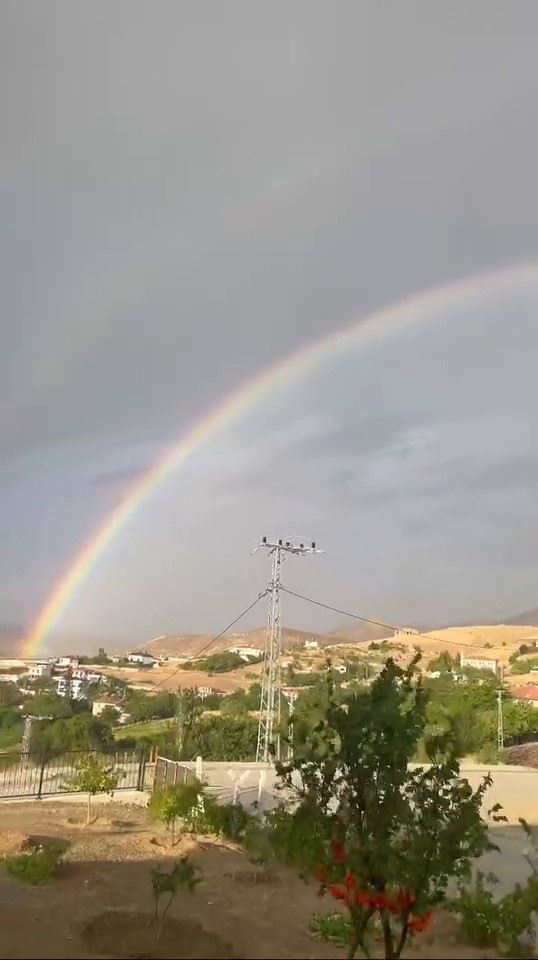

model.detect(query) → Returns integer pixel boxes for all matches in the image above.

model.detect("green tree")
[30,713,114,755]
[427,651,457,673]
[65,754,121,825]
[264,658,496,960]
[24,692,74,720]
[124,690,176,722]
[98,705,120,726]
[194,715,258,760]
[184,651,246,674]
[0,682,23,707]
[0,706,23,748]
[176,688,203,760]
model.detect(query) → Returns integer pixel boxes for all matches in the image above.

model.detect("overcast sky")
[2,1,538,651]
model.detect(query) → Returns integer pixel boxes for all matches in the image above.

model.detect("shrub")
[151,856,202,941]
[449,818,538,957]
[309,911,353,946]
[5,845,64,885]
[449,869,538,957]
[203,800,254,842]
[148,781,210,843]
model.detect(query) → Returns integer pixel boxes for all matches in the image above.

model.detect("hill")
[327,621,395,645]
[134,626,328,658]
[500,607,538,627]
[395,624,538,664]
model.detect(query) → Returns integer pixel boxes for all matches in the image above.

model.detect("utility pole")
[20,715,35,761]
[497,663,504,752]
[255,537,322,763]
[282,688,299,760]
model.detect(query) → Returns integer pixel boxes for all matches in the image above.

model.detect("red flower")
[373,894,391,911]
[394,888,416,911]
[344,872,356,891]
[408,911,432,934]
[315,867,327,884]
[330,840,346,864]
[328,884,347,901]
[354,890,372,907]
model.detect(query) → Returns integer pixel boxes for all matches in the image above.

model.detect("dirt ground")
[0,799,509,959]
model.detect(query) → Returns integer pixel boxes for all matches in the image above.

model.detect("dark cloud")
[2,3,538,641]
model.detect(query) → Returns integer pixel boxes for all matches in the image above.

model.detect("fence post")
[37,752,47,799]
[257,769,266,815]
[136,749,146,791]
[196,755,203,781]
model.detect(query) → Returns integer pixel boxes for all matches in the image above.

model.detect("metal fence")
[154,756,198,790]
[0,748,147,799]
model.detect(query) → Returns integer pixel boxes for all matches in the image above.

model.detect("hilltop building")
[460,655,498,674]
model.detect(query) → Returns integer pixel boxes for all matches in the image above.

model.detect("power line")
[280,586,505,653]
[151,591,268,690]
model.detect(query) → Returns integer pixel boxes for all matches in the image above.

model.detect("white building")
[27,661,53,680]
[334,664,347,674]
[92,698,119,717]
[72,667,102,683]
[56,655,80,668]
[127,652,157,666]
[229,646,263,661]
[394,627,419,637]
[460,656,498,674]
[198,686,225,699]
[304,639,319,649]
[53,675,85,699]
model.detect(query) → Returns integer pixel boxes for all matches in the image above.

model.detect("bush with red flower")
[263,657,498,959]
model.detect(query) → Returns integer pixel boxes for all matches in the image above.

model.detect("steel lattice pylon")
[255,537,322,763]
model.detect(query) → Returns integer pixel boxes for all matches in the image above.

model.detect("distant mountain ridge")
[499,608,538,627]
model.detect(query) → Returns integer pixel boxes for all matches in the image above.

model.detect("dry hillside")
[134,626,326,659]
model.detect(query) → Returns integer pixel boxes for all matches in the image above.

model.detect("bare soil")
[0,799,504,959]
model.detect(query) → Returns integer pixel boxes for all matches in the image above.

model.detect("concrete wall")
[168,759,538,823]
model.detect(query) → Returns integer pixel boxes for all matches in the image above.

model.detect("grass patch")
[114,719,172,741]
[5,844,64,885]
[309,911,353,947]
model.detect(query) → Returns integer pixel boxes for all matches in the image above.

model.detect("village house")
[56,655,80,669]
[460,655,498,674]
[513,684,538,707]
[127,652,157,666]
[53,675,85,699]
[27,661,53,680]
[229,646,262,661]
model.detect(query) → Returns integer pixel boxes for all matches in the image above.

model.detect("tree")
[264,658,496,960]
[98,705,120,726]
[24,692,74,720]
[427,651,457,673]
[148,781,206,845]
[184,651,246,674]
[193,715,258,761]
[175,688,203,760]
[124,690,176,722]
[65,754,121,825]
[30,713,114,755]
[0,682,22,707]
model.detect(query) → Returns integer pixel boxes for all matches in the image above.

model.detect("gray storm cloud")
[2,1,538,645]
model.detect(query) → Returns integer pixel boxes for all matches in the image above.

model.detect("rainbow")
[23,261,538,655]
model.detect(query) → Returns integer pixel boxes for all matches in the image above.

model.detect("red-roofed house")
[513,684,538,706]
